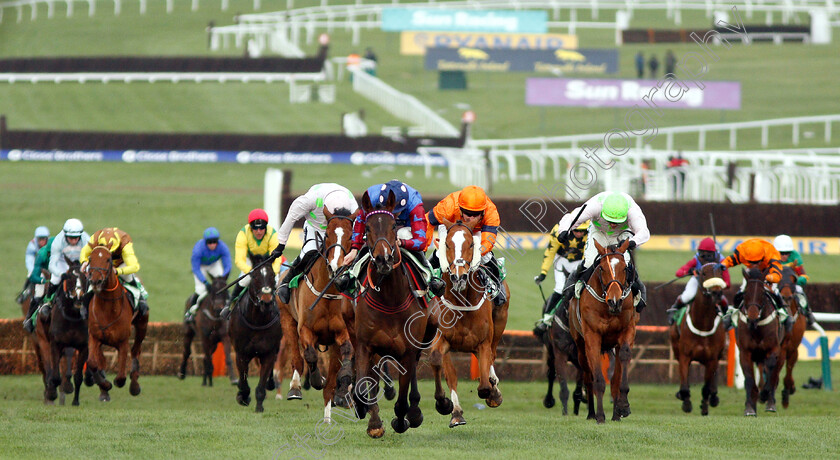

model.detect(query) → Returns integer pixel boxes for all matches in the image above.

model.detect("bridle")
[740,276,776,327]
[585,250,633,305]
[239,266,279,330]
[365,210,402,277]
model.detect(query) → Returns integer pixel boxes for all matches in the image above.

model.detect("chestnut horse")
[178,275,237,386]
[735,268,784,416]
[542,308,585,415]
[569,240,637,424]
[351,190,428,439]
[429,219,508,428]
[229,254,283,413]
[776,266,807,409]
[669,262,727,415]
[85,246,149,402]
[289,206,359,421]
[46,259,89,406]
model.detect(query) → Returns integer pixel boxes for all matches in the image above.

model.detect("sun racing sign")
[382,8,547,34]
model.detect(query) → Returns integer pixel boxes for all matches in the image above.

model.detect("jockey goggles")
[250,219,268,230]
[205,238,219,245]
[460,207,483,218]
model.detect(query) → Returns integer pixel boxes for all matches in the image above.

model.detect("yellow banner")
[798,331,840,361]
[400,31,578,55]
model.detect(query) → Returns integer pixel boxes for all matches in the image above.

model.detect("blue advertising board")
[382,8,547,34]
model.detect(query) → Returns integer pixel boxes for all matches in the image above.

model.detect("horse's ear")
[361,191,373,212]
[464,219,479,233]
[440,217,453,228]
[64,254,72,265]
[323,205,334,221]
[384,190,396,212]
[594,239,605,255]
[619,239,630,253]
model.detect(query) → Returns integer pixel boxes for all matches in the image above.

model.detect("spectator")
[635,52,644,79]
[363,47,378,76]
[664,50,676,75]
[648,54,660,79]
[667,152,689,199]
[364,47,378,64]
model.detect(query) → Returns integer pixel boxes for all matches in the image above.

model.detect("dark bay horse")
[352,190,428,438]
[735,268,784,416]
[229,254,283,413]
[46,258,89,406]
[569,240,637,424]
[178,275,237,386]
[289,207,359,421]
[669,262,727,415]
[542,307,585,416]
[85,246,149,402]
[429,219,508,428]
[19,272,52,404]
[776,266,807,409]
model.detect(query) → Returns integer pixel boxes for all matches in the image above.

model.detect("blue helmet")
[370,179,409,209]
[203,227,220,242]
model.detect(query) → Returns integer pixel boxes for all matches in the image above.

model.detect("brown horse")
[429,219,508,428]
[178,275,237,386]
[229,254,283,413]
[288,206,359,420]
[19,274,53,404]
[669,262,727,415]
[85,246,149,401]
[776,266,807,409]
[46,258,89,406]
[351,190,428,438]
[542,307,585,415]
[569,240,637,424]
[735,267,784,416]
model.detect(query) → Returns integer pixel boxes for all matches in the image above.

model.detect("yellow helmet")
[575,220,590,231]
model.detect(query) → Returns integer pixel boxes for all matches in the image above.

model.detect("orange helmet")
[457,185,488,212]
[741,242,765,265]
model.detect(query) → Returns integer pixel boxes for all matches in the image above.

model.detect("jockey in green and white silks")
[773,234,816,326]
[555,192,651,323]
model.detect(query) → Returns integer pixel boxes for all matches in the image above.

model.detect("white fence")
[0,0,265,22]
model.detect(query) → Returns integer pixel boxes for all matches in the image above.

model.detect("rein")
[584,252,632,304]
[737,280,778,327]
[238,294,280,331]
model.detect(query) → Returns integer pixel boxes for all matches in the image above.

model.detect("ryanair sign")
[424,47,618,74]
[400,31,578,55]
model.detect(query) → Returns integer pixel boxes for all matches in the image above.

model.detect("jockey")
[666,237,731,325]
[335,180,445,297]
[427,185,506,306]
[24,219,90,332]
[18,225,50,304]
[533,220,589,336]
[220,208,282,319]
[184,227,232,324]
[274,183,359,304]
[80,227,149,317]
[22,235,55,333]
[773,234,816,325]
[556,191,651,323]
[719,238,791,331]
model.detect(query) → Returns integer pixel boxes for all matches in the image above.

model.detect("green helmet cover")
[601,193,630,223]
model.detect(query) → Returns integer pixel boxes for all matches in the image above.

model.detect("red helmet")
[697,237,716,252]
[248,208,269,229]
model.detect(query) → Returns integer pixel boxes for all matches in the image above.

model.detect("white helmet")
[63,218,84,238]
[323,190,357,214]
[773,234,794,253]
[34,226,50,238]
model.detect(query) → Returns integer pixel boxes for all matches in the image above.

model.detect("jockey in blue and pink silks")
[335,179,445,297]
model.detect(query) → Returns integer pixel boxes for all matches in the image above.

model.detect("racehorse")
[46,258,89,406]
[288,206,359,421]
[228,254,283,413]
[668,262,727,415]
[19,271,52,404]
[569,240,637,424]
[428,219,508,428]
[351,190,429,438]
[178,275,237,387]
[542,307,585,416]
[735,267,784,416]
[85,246,149,402]
[776,266,807,409]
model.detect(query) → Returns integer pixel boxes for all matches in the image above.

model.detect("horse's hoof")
[619,405,631,418]
[682,399,692,413]
[201,381,207,387]
[765,402,777,413]
[101,380,113,392]
[543,395,556,409]
[46,388,58,401]
[99,393,110,402]
[114,377,126,388]
[266,378,276,392]
[177,372,185,380]
[230,379,239,386]
[43,399,55,406]
[286,388,302,400]
[435,397,453,415]
[612,413,622,422]
[62,381,73,394]
[449,410,466,428]
[367,427,384,439]
[477,386,491,400]
[391,417,410,434]
[745,408,756,417]
[407,406,423,428]
[710,393,720,407]
[129,381,141,396]
[596,416,606,424]
[256,405,264,413]
[384,384,396,401]
[72,400,80,407]
[237,394,251,406]
[486,388,503,408]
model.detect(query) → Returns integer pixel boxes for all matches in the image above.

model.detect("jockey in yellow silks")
[79,227,149,316]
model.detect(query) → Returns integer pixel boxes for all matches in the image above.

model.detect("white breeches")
[193,260,226,295]
[552,257,581,293]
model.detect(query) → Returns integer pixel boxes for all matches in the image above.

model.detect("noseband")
[585,251,632,304]
[366,210,401,272]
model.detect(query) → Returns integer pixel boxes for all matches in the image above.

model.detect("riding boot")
[137,298,150,317]
[798,292,816,325]
[16,279,31,304]
[184,293,199,324]
[221,285,244,320]
[483,257,507,307]
[631,269,647,313]
[40,282,59,318]
[277,251,319,304]
[558,263,586,326]
[23,297,42,333]
[424,254,446,298]
[667,298,687,326]
[533,291,563,336]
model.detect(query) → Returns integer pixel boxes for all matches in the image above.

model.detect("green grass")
[1,360,839,459]
[4,162,840,329]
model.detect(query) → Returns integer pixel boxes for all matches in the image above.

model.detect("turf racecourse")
[2,361,838,459]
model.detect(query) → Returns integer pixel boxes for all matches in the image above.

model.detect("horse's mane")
[779,266,797,284]
[332,207,352,217]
